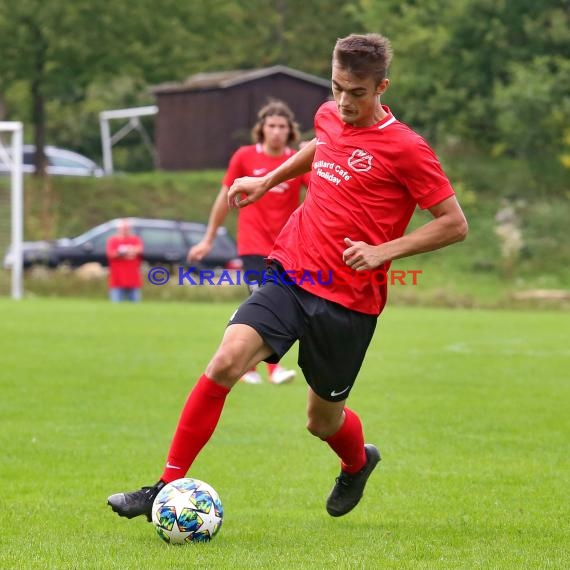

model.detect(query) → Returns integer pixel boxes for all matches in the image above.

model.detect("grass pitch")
[1,299,569,569]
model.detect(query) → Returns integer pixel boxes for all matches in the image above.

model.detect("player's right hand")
[188,240,212,262]
[228,176,268,209]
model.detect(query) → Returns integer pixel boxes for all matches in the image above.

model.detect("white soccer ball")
[151,478,223,544]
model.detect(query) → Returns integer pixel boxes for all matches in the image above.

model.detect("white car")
[0,144,103,177]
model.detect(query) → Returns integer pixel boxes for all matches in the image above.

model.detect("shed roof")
[152,65,330,94]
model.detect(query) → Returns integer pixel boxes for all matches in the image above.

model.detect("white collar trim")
[378,116,397,130]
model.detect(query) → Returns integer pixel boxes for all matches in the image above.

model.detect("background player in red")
[106,219,144,302]
[189,99,308,385]
[108,33,468,521]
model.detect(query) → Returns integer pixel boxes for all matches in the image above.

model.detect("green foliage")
[358,0,570,165]
[494,56,570,162]
[274,0,365,76]
[0,0,361,167]
[47,76,156,170]
[2,0,568,178]
[22,170,227,240]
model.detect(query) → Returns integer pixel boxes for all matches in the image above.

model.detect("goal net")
[0,122,24,299]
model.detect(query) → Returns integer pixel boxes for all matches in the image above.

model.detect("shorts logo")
[330,385,350,397]
[348,149,373,172]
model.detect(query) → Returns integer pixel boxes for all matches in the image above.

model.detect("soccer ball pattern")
[151,478,223,544]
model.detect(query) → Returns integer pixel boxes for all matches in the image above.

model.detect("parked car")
[0,144,103,177]
[3,218,242,271]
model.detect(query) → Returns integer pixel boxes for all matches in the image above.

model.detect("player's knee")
[306,417,337,439]
[206,348,244,384]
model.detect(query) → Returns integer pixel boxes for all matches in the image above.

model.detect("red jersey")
[270,101,455,315]
[223,144,308,256]
[106,235,143,288]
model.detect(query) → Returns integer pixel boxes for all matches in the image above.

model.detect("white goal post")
[99,105,158,175]
[0,121,24,299]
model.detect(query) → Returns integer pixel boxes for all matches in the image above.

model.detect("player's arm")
[343,196,468,271]
[228,139,316,208]
[188,185,230,261]
[131,237,144,256]
[106,237,120,259]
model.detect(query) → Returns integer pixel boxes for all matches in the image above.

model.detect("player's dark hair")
[251,99,300,145]
[333,33,393,85]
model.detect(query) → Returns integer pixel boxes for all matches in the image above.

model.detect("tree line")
[0,0,568,184]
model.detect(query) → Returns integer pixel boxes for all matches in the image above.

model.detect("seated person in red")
[106,219,144,302]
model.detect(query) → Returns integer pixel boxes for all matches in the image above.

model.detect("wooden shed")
[152,65,331,170]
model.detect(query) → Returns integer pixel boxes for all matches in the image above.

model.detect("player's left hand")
[342,237,387,271]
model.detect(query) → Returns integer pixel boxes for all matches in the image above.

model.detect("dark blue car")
[4,218,242,270]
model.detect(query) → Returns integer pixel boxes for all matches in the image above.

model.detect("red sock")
[325,407,367,474]
[161,375,230,483]
[266,363,278,375]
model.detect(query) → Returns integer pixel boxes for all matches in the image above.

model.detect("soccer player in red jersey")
[108,33,468,520]
[188,100,308,385]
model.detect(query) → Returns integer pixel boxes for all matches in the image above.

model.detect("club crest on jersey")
[348,149,373,172]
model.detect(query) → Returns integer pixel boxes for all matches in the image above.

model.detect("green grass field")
[1,299,569,569]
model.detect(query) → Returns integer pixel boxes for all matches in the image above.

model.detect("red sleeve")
[222,147,247,187]
[395,135,455,210]
[133,236,143,255]
[106,236,118,258]
[301,171,311,188]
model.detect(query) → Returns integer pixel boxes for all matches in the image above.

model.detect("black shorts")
[240,255,266,293]
[229,262,377,402]
[240,255,266,279]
